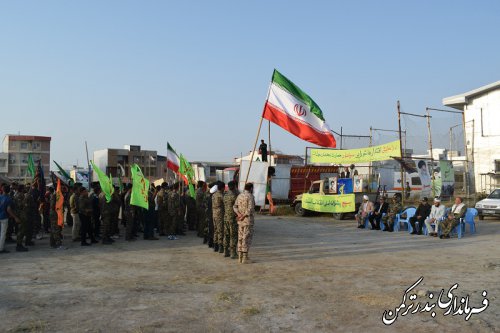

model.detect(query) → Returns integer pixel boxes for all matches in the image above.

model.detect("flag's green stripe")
[271,69,325,121]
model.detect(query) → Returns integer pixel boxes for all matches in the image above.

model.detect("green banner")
[310,140,401,164]
[130,164,149,209]
[302,193,355,213]
[90,161,114,203]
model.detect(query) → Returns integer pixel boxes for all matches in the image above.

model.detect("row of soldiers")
[195,180,255,263]
[1,177,254,261]
[0,183,41,252]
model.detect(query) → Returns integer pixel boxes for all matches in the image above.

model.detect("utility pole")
[426,107,434,197]
[397,101,405,204]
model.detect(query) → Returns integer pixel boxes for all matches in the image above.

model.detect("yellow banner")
[302,193,355,213]
[310,140,401,164]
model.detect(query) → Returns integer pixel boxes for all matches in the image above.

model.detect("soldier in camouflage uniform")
[157,182,168,236]
[184,189,197,231]
[69,183,81,241]
[206,184,215,248]
[212,182,225,253]
[13,185,28,251]
[223,181,238,259]
[177,187,186,236]
[195,181,207,240]
[440,197,467,239]
[123,184,136,241]
[381,194,402,232]
[233,182,255,264]
[110,189,121,237]
[19,186,37,247]
[167,183,181,239]
[99,190,114,245]
[49,187,64,249]
[78,187,94,246]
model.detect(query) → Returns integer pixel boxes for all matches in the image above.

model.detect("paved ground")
[1,215,499,333]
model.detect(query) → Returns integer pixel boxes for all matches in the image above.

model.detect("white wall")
[464,89,500,192]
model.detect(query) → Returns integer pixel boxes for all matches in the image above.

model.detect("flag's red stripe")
[167,160,179,173]
[263,102,336,148]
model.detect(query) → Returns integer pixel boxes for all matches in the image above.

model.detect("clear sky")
[1,0,499,169]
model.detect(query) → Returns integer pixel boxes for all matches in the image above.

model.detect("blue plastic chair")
[394,207,416,232]
[461,208,478,234]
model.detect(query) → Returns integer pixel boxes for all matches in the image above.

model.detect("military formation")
[0,179,256,261]
[196,180,256,264]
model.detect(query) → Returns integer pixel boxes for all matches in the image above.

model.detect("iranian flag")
[167,142,180,173]
[263,69,336,148]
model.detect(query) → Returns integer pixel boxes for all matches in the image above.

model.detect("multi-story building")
[93,145,166,182]
[1,135,51,182]
[443,80,500,193]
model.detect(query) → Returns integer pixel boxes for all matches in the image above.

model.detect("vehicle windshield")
[488,189,500,199]
[309,183,320,194]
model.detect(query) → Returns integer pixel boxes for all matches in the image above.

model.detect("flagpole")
[268,120,272,164]
[85,141,91,191]
[245,80,273,184]
[245,116,264,184]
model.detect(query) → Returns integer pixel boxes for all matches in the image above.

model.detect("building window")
[20,142,29,150]
[495,160,500,173]
[0,160,5,167]
[33,142,41,150]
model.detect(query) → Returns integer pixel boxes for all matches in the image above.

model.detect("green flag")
[90,161,114,203]
[53,160,74,186]
[130,164,149,209]
[27,154,36,178]
[179,154,195,198]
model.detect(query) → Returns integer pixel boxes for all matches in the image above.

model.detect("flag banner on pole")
[90,161,114,203]
[33,160,46,200]
[53,160,74,186]
[130,163,149,209]
[263,69,336,148]
[167,142,180,173]
[27,154,36,178]
[179,154,196,198]
[55,179,64,227]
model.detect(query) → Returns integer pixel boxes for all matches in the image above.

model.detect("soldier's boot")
[238,251,243,263]
[230,249,238,259]
[224,247,230,257]
[213,244,219,252]
[242,252,252,264]
[218,245,224,254]
[203,236,208,244]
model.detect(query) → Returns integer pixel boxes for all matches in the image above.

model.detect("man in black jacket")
[369,196,388,230]
[409,197,432,235]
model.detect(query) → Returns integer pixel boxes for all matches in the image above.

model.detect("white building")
[443,80,500,194]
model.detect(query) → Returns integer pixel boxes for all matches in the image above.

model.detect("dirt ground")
[1,214,499,333]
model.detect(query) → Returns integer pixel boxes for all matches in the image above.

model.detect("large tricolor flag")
[167,142,180,173]
[262,69,336,148]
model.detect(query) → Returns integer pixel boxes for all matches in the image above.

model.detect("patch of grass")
[10,320,47,333]
[241,306,261,316]
[272,205,295,216]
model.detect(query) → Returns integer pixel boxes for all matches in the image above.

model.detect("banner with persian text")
[310,140,401,164]
[302,193,355,213]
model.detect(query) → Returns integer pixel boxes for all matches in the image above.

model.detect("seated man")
[369,196,388,230]
[355,195,374,229]
[409,197,431,235]
[440,196,467,239]
[381,194,402,232]
[424,197,446,237]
